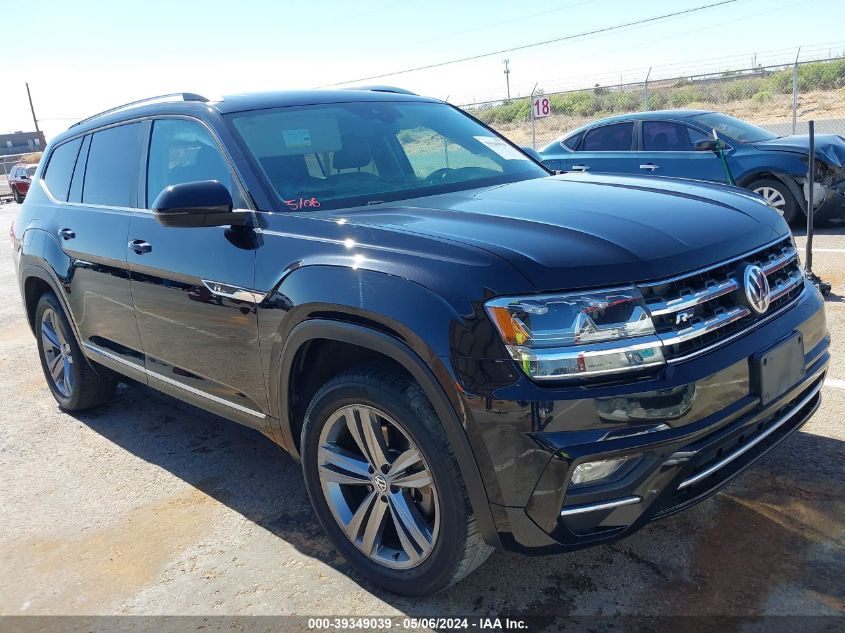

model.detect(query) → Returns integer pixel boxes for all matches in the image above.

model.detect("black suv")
[12,89,829,595]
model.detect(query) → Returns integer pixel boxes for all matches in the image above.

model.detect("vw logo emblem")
[373,473,388,493]
[743,265,771,314]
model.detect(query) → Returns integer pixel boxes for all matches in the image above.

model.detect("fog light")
[571,457,632,485]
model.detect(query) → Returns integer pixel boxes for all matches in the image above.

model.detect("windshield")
[690,112,778,143]
[227,101,546,211]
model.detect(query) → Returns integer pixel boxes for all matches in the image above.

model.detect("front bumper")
[454,281,829,553]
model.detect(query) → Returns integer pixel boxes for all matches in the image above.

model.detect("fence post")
[792,47,801,134]
[643,67,652,111]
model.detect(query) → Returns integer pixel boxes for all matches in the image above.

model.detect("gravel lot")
[0,200,843,619]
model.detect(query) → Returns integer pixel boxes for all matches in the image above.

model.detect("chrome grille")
[639,237,804,361]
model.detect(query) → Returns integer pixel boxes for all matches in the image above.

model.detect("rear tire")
[748,177,799,224]
[13,188,22,204]
[300,363,493,595]
[35,292,117,411]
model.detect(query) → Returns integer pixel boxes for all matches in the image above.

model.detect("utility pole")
[502,58,511,101]
[792,47,801,135]
[25,82,40,133]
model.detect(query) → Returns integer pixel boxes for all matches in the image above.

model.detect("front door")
[127,117,267,426]
[636,120,727,182]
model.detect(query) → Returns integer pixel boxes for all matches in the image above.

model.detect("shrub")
[669,86,705,107]
[751,90,773,105]
[724,79,761,101]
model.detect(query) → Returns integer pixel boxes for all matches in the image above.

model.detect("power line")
[424,0,594,45]
[320,0,743,87]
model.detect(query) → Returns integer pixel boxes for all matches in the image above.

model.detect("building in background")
[0,131,46,156]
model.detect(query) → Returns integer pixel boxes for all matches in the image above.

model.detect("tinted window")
[26,165,37,177]
[562,130,584,150]
[228,102,544,211]
[642,121,700,151]
[687,127,711,145]
[581,122,633,151]
[83,123,142,207]
[146,118,245,208]
[43,138,82,201]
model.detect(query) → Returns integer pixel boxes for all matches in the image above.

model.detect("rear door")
[46,124,146,378]
[127,117,267,426]
[636,120,726,182]
[565,121,636,175]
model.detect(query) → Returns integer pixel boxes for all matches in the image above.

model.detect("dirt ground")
[0,201,843,623]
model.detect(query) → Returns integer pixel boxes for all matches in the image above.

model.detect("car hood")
[334,173,787,290]
[753,134,845,167]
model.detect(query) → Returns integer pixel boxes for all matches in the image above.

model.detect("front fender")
[258,264,471,422]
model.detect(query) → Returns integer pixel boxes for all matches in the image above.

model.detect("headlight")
[485,287,665,380]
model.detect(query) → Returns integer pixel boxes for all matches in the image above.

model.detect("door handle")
[570,164,590,172]
[128,239,152,254]
[639,164,660,171]
[57,228,75,240]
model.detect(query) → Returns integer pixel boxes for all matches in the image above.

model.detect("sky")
[3,0,844,140]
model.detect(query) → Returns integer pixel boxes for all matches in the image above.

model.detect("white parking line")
[795,248,845,253]
[825,378,845,390]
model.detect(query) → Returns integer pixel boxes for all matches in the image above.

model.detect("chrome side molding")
[81,341,266,419]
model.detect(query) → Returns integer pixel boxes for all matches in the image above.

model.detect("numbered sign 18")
[533,96,550,119]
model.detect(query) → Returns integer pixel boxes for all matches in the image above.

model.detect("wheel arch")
[736,170,806,212]
[20,264,77,341]
[275,318,500,548]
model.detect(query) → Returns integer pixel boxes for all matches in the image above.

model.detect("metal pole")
[503,59,511,101]
[806,120,815,274]
[25,82,40,133]
[643,67,652,111]
[530,82,538,150]
[792,47,800,135]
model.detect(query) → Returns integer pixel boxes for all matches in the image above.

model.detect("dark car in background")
[538,110,845,225]
[12,90,829,595]
[7,163,38,203]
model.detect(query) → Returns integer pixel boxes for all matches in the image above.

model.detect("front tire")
[13,188,22,204]
[35,292,117,411]
[748,177,799,224]
[300,363,493,595]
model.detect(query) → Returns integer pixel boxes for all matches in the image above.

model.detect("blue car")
[538,110,845,225]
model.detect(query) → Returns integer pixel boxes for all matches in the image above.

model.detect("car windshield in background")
[26,166,37,177]
[690,112,779,144]
[227,101,546,210]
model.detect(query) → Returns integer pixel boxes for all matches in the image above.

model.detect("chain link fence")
[462,55,845,149]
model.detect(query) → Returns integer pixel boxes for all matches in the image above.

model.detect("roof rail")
[346,85,418,96]
[71,93,210,127]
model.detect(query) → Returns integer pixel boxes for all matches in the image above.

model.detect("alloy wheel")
[754,186,786,214]
[317,404,440,570]
[40,308,74,398]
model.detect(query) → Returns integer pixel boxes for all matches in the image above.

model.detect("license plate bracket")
[752,332,805,406]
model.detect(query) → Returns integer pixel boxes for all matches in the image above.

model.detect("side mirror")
[152,180,244,228]
[694,138,728,152]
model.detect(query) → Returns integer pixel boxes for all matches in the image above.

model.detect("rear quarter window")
[561,130,584,150]
[43,138,83,201]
